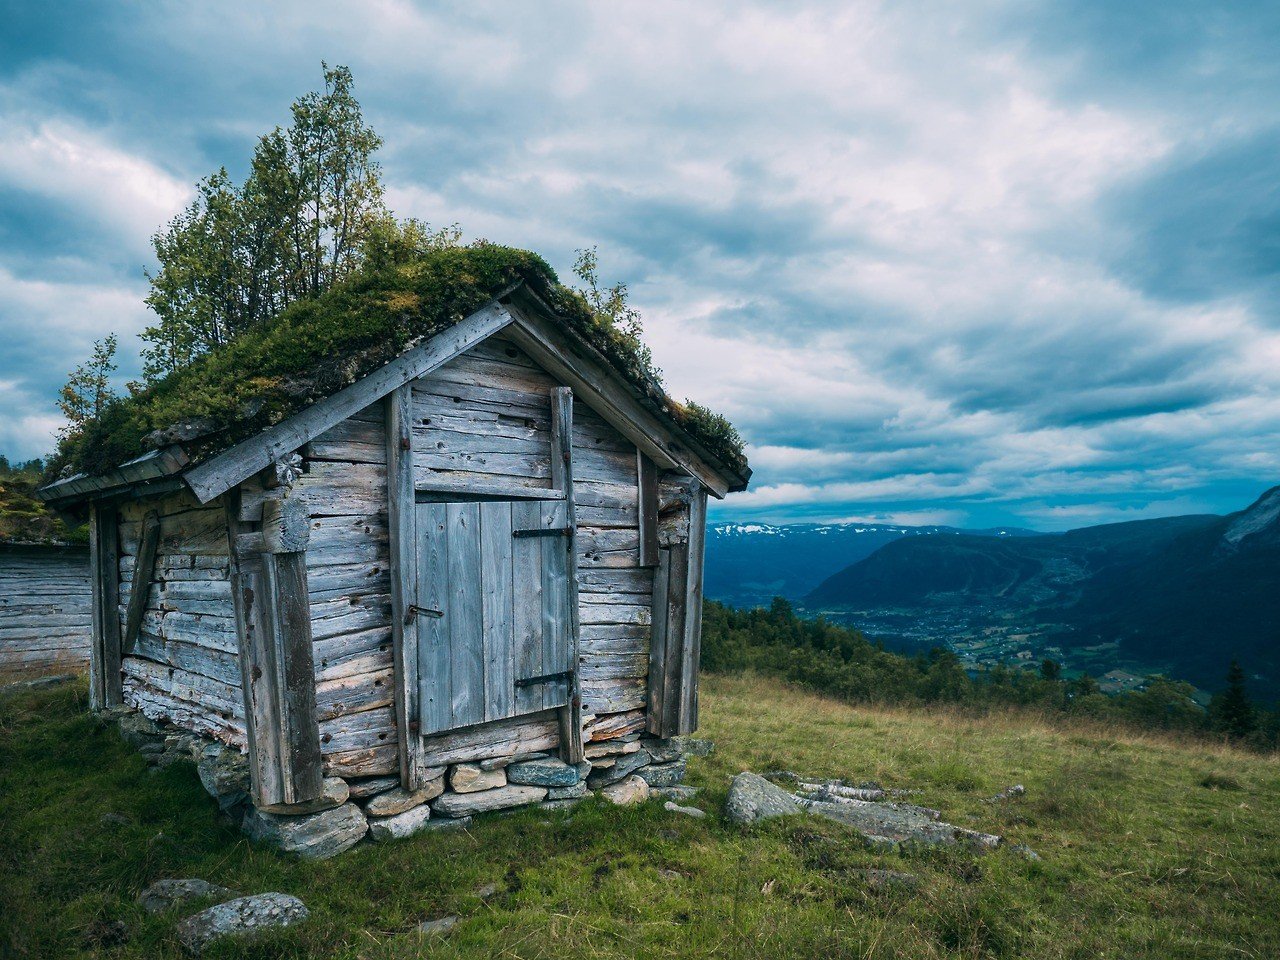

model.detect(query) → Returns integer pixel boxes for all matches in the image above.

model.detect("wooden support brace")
[88,501,122,709]
[121,511,160,656]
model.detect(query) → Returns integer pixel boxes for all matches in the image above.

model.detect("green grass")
[2,673,1277,959]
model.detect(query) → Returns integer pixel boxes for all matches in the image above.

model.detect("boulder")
[364,777,445,817]
[347,775,402,799]
[176,893,308,954]
[450,763,507,793]
[431,784,547,818]
[242,803,367,859]
[725,772,803,825]
[368,804,433,841]
[636,759,686,788]
[587,749,651,788]
[800,797,1001,850]
[138,878,235,914]
[506,757,581,788]
[257,777,350,816]
[546,781,588,801]
[663,801,705,819]
[197,744,250,811]
[601,774,650,806]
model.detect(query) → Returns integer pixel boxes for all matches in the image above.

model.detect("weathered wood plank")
[121,511,161,657]
[551,386,585,763]
[417,709,560,767]
[638,453,658,567]
[416,501,451,735]
[185,300,516,503]
[447,502,483,729]
[679,486,708,733]
[89,502,123,708]
[511,499,545,715]
[480,500,514,722]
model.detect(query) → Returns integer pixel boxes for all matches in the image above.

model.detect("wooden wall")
[116,492,243,745]
[0,544,92,678]
[291,335,658,775]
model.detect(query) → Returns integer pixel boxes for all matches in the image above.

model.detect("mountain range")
[707,488,1280,697]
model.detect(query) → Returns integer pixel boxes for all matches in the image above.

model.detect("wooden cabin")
[39,282,748,851]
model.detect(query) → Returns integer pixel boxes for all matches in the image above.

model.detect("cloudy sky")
[2,2,1278,530]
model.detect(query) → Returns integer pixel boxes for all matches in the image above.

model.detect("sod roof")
[48,244,749,493]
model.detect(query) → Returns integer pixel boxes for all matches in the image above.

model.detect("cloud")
[1,1,1279,529]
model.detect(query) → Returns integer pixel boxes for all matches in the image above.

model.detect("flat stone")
[676,737,715,757]
[587,749,651,788]
[138,878,236,914]
[242,803,367,859]
[368,804,433,841]
[118,713,164,749]
[1010,843,1042,862]
[801,797,1001,850]
[420,815,472,832]
[476,882,500,899]
[100,812,132,827]
[651,785,699,802]
[364,778,444,817]
[450,763,507,793]
[855,869,920,890]
[663,801,705,819]
[432,784,546,817]
[636,759,687,788]
[585,739,642,760]
[641,737,683,764]
[507,757,581,787]
[725,772,803,825]
[416,915,459,936]
[479,756,511,772]
[537,797,584,811]
[546,781,588,800]
[257,777,350,815]
[176,893,308,954]
[862,834,901,854]
[346,775,401,799]
[601,774,649,806]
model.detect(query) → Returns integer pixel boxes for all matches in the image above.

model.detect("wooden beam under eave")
[183,300,517,505]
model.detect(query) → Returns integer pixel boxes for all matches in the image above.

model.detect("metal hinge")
[404,604,444,625]
[512,526,573,539]
[514,669,573,689]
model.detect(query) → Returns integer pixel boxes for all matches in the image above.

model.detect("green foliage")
[56,333,118,437]
[142,63,386,379]
[0,459,84,544]
[1209,659,1256,739]
[701,599,1280,749]
[573,246,656,380]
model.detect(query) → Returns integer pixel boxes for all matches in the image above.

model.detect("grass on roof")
[50,244,747,483]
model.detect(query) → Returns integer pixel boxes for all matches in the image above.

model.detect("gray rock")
[663,801,705,819]
[363,777,444,817]
[479,756,511,772]
[176,893,308,954]
[507,757,581,787]
[601,774,649,806]
[242,803,367,859]
[587,749,651,788]
[537,797,584,812]
[476,882,500,899]
[801,797,1001,850]
[450,763,507,793]
[1,673,76,694]
[415,915,459,937]
[545,781,588,800]
[117,712,164,750]
[257,777,350,816]
[431,784,547,817]
[100,812,132,827]
[197,744,250,811]
[984,784,1026,803]
[725,772,803,825]
[585,739,642,760]
[420,815,472,832]
[1009,843,1041,862]
[862,834,901,854]
[368,804,433,841]
[651,785,699,802]
[346,775,401,799]
[636,759,687,788]
[641,737,683,764]
[676,737,715,757]
[138,878,235,914]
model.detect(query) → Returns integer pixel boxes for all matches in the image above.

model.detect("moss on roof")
[51,243,748,485]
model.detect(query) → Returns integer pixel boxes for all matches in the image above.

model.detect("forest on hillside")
[701,599,1279,751]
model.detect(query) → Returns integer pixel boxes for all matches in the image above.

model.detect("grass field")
[2,673,1277,959]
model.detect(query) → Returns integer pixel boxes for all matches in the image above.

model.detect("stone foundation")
[102,707,699,859]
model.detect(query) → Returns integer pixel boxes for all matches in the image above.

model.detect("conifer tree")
[1212,659,1256,739]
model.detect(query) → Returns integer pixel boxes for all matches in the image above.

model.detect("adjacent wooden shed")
[39,272,748,839]
[0,542,92,679]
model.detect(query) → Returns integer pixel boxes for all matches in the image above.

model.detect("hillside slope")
[3,676,1277,959]
[806,488,1280,694]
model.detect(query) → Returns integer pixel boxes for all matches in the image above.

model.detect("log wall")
[0,544,92,678]
[116,491,243,745]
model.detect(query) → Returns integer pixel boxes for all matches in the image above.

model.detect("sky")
[2,1,1279,531]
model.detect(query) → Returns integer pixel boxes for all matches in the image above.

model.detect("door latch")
[514,669,574,689]
[512,526,573,539]
[405,604,444,625]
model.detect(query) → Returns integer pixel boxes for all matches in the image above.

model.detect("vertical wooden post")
[678,485,708,733]
[386,384,428,789]
[551,386,585,763]
[226,480,323,808]
[637,452,658,568]
[121,511,161,657]
[88,501,122,709]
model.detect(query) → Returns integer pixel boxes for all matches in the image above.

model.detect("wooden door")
[414,498,573,735]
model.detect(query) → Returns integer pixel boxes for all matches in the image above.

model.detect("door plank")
[512,499,545,715]
[480,500,515,722]
[447,502,484,728]
[417,502,452,735]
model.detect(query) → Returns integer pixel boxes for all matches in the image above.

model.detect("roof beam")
[183,300,516,504]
